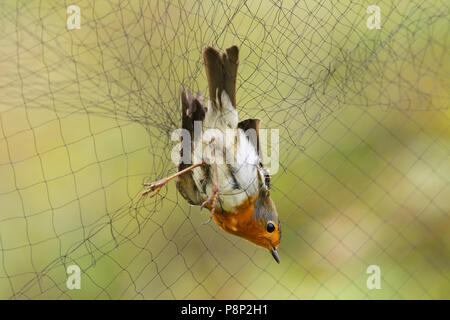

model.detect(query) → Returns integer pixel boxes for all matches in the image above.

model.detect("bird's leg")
[201,138,220,218]
[142,162,204,197]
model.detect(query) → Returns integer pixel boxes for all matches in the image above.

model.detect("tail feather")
[203,45,239,109]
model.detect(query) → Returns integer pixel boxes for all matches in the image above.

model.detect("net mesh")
[0,0,449,299]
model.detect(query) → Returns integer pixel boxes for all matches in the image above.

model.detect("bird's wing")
[175,88,205,205]
[238,118,271,191]
[238,118,262,158]
[203,46,239,109]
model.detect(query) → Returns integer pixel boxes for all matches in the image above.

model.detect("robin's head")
[250,191,281,263]
[213,191,281,263]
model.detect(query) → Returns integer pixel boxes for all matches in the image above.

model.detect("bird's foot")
[201,185,219,217]
[142,162,204,198]
[142,179,167,197]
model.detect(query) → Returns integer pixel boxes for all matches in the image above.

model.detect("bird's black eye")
[266,222,275,233]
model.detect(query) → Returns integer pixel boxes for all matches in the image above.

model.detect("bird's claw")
[142,163,205,198]
[142,180,165,197]
[201,186,219,217]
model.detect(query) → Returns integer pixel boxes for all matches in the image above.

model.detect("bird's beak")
[270,246,280,264]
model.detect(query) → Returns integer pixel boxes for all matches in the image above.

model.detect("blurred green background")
[0,0,449,299]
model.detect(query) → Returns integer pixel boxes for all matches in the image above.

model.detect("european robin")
[143,45,281,263]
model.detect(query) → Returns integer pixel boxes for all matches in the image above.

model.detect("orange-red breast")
[143,45,281,263]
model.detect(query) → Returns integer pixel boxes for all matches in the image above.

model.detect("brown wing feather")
[238,118,271,190]
[203,45,239,109]
[176,88,205,205]
[238,118,262,159]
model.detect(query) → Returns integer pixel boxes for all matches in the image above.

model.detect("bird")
[142,45,281,263]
